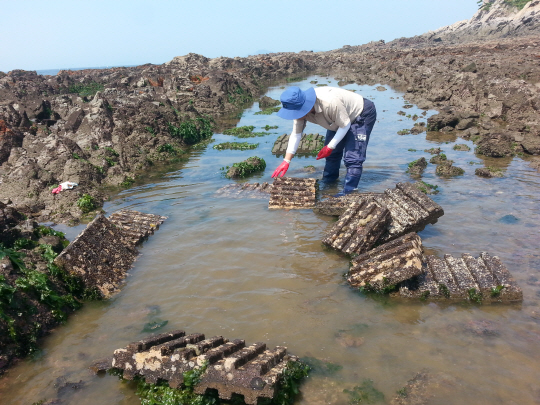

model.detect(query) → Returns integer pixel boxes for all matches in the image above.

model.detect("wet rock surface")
[407,157,427,177]
[269,177,318,209]
[104,329,300,405]
[435,161,465,177]
[475,166,504,178]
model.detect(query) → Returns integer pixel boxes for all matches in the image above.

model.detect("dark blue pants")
[323,99,377,191]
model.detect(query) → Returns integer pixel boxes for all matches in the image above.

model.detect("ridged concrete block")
[214,182,273,199]
[272,133,324,156]
[108,329,300,405]
[54,210,166,298]
[269,177,318,209]
[109,210,167,246]
[347,232,424,291]
[399,253,522,303]
[322,199,391,255]
[313,193,383,216]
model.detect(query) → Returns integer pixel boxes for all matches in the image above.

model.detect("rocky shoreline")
[1,2,539,225]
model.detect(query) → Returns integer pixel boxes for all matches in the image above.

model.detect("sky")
[0,0,479,72]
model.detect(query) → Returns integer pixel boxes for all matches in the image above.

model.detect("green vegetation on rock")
[168,116,214,145]
[254,107,281,115]
[223,156,266,179]
[343,379,385,404]
[67,82,104,98]
[223,126,267,138]
[77,194,97,213]
[213,142,259,151]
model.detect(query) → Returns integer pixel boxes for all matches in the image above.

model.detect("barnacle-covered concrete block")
[399,252,522,303]
[109,210,167,246]
[54,210,166,298]
[347,232,424,291]
[374,182,444,243]
[53,215,138,298]
[313,193,383,216]
[322,199,391,255]
[269,177,318,209]
[214,182,273,199]
[107,329,300,405]
[313,183,443,243]
[272,133,324,156]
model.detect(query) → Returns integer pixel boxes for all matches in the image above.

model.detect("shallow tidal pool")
[1,76,539,405]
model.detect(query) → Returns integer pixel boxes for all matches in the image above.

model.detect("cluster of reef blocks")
[231,177,522,304]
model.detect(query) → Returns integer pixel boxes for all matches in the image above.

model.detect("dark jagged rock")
[399,252,523,303]
[435,161,465,177]
[322,198,391,255]
[407,157,427,177]
[214,182,273,199]
[348,233,424,291]
[107,329,301,405]
[272,133,324,156]
[269,177,318,209]
[475,167,504,178]
[258,96,280,109]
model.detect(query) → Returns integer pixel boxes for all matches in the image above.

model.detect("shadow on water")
[2,76,540,405]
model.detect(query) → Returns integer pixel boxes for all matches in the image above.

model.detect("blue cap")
[277,86,316,120]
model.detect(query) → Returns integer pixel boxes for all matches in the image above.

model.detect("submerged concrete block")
[313,183,443,243]
[347,232,424,291]
[108,329,300,405]
[54,210,166,298]
[269,177,318,209]
[399,253,523,303]
[109,210,167,246]
[214,182,273,199]
[313,193,383,216]
[322,199,391,255]
[272,133,324,156]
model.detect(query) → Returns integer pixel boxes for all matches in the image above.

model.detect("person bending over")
[271,86,376,196]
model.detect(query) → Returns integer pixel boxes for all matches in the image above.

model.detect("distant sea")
[36,65,136,76]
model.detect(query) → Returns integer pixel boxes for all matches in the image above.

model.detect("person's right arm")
[272,120,305,178]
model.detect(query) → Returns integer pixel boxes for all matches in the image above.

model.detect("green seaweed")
[77,194,96,213]
[168,116,214,145]
[213,142,258,151]
[343,379,385,404]
[254,107,281,115]
[490,285,505,297]
[223,157,266,179]
[301,356,342,376]
[467,288,483,304]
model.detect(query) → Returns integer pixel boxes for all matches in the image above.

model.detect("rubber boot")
[333,175,361,197]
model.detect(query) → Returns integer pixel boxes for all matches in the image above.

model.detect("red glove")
[272,160,290,178]
[316,145,334,160]
[51,185,62,194]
